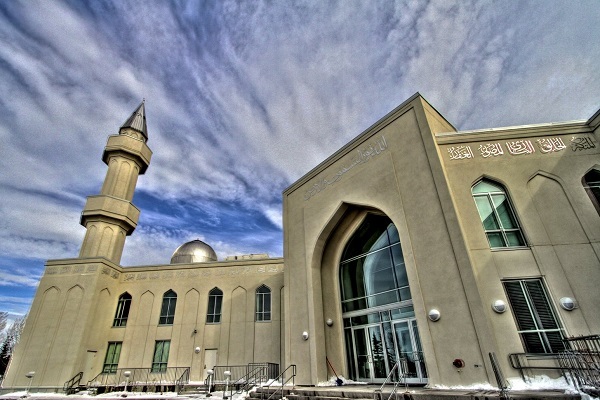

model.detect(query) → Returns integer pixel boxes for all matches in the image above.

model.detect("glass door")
[352,324,389,382]
[392,320,427,384]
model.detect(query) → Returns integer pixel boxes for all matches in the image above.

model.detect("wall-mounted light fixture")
[492,300,507,313]
[302,331,309,340]
[428,309,441,322]
[326,318,333,327]
[195,346,201,354]
[559,297,577,311]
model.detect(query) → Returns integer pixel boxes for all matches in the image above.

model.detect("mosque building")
[2,93,599,392]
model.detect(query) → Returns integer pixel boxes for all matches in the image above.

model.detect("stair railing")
[373,358,408,400]
[175,368,190,393]
[260,364,296,400]
[63,371,83,394]
[228,365,268,397]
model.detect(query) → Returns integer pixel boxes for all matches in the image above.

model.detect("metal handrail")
[175,368,190,393]
[63,371,83,394]
[373,359,408,400]
[260,364,296,400]
[86,367,190,392]
[227,365,268,397]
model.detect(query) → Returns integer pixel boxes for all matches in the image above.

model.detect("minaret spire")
[120,100,148,141]
[78,101,153,263]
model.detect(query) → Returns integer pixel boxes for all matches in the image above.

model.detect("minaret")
[79,101,152,263]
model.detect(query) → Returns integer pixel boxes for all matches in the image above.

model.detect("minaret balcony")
[80,195,140,234]
[102,134,152,173]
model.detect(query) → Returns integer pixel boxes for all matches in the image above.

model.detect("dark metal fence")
[210,363,279,384]
[559,335,600,390]
[509,334,600,390]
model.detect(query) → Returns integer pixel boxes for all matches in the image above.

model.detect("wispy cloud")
[0,0,598,316]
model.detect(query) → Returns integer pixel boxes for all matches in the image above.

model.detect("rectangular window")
[503,279,564,353]
[102,342,122,373]
[152,340,170,372]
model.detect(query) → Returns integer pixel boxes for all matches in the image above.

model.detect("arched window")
[339,214,427,384]
[113,292,132,327]
[159,290,177,325]
[256,285,271,322]
[583,169,600,215]
[472,179,526,248]
[206,287,223,323]
[339,214,410,313]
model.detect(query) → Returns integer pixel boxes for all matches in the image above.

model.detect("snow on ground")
[432,375,598,400]
[0,375,597,400]
[317,376,366,387]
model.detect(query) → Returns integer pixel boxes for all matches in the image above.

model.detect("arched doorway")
[340,214,427,384]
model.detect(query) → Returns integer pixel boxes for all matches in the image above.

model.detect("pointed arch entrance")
[339,214,427,384]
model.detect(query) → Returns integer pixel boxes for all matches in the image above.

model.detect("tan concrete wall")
[283,95,495,386]
[437,119,600,377]
[4,258,283,389]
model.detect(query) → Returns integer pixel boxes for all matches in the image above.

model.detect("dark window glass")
[159,290,177,325]
[472,180,526,248]
[503,279,564,353]
[152,340,170,372]
[206,287,223,323]
[102,342,122,373]
[113,293,131,327]
[339,215,411,313]
[256,285,271,322]
[584,169,600,215]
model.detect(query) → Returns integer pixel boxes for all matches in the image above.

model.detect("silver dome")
[170,239,218,264]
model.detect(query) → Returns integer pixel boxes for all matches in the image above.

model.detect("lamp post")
[25,371,35,395]
[206,369,214,397]
[223,370,231,399]
[123,370,131,394]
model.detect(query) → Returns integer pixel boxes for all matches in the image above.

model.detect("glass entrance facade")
[340,215,427,384]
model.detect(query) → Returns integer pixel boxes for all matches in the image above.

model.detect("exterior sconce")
[452,359,465,368]
[428,309,441,322]
[492,300,507,313]
[195,346,201,354]
[559,297,577,311]
[326,318,333,327]
[302,331,309,340]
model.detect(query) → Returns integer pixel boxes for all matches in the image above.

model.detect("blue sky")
[0,0,599,322]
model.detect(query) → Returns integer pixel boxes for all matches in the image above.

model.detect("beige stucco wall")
[283,95,497,386]
[4,257,283,389]
[283,93,600,387]
[437,119,600,374]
